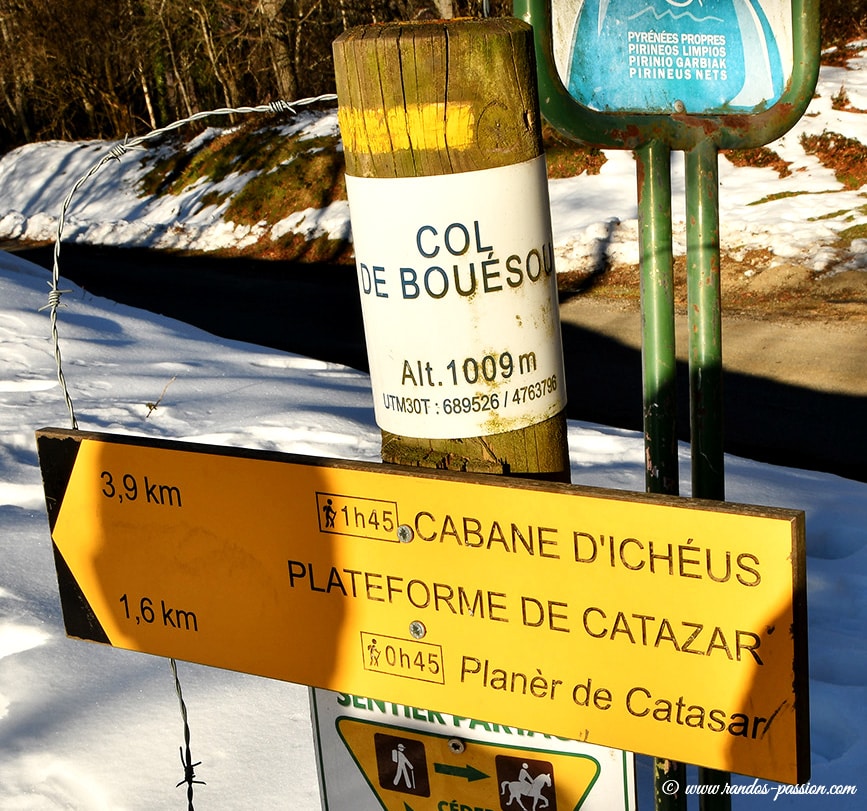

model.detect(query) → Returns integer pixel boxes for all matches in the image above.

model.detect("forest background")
[1,0,866,153]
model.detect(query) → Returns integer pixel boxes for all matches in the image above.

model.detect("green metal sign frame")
[514,2,821,809]
[514,0,820,151]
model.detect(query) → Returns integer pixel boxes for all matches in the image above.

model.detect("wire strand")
[171,658,205,811]
[41,94,338,807]
[44,93,338,431]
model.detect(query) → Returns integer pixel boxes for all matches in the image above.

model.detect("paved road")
[11,243,866,482]
[557,296,867,483]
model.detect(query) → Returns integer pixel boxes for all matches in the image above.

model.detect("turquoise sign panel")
[553,0,792,115]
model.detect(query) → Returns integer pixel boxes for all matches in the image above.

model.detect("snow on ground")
[0,39,866,811]
[2,235,866,809]
[0,109,352,255]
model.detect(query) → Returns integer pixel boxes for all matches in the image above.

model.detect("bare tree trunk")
[293,1,322,95]
[258,0,297,101]
[191,3,235,111]
[157,2,193,117]
[137,69,157,128]
[0,12,32,141]
[126,0,156,128]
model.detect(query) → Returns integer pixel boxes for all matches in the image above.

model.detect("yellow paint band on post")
[338,103,475,154]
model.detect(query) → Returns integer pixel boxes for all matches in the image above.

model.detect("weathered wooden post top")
[333,18,571,482]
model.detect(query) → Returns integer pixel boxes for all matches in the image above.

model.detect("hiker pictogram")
[373,732,431,797]
[392,744,414,788]
[322,497,337,528]
[367,638,380,666]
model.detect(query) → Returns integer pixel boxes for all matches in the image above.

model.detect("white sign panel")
[312,688,637,811]
[346,157,567,439]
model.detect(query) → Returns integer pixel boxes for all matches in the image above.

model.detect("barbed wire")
[44,93,337,430]
[172,658,205,810]
[40,93,338,807]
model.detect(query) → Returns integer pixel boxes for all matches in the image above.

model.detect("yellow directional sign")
[35,428,809,784]
[335,718,600,811]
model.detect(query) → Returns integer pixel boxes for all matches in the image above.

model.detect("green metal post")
[638,140,679,499]
[637,141,687,811]
[685,139,729,811]
[685,139,725,503]
[515,1,821,805]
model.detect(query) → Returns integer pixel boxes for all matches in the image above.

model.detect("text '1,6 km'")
[35,428,809,785]
[118,594,199,632]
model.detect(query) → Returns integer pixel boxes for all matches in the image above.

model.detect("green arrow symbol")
[434,763,489,782]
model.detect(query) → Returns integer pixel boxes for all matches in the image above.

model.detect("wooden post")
[333,18,569,482]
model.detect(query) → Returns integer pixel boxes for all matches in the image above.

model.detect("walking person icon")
[373,733,430,798]
[392,744,415,789]
[367,638,381,667]
[322,497,337,528]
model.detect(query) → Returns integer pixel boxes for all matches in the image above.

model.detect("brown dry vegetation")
[543,125,607,179]
[560,251,867,325]
[554,38,867,325]
[557,108,867,324]
[63,17,867,322]
[144,73,867,321]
